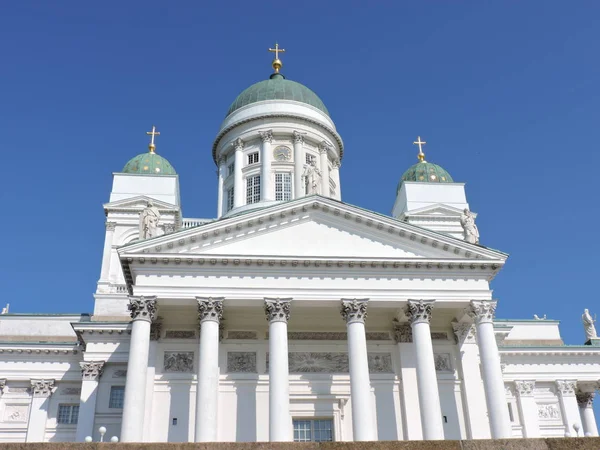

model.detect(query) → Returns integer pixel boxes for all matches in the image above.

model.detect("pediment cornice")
[104,196,179,214]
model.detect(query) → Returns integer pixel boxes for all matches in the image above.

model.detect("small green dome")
[226,74,330,117]
[122,152,176,175]
[398,161,453,191]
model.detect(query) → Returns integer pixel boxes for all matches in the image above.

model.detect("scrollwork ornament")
[576,391,595,408]
[196,298,224,324]
[264,298,292,323]
[80,361,105,381]
[392,319,412,343]
[30,379,55,398]
[340,298,368,324]
[259,130,273,143]
[292,130,304,145]
[555,380,577,396]
[404,300,434,325]
[127,296,158,322]
[467,300,497,325]
[514,380,535,397]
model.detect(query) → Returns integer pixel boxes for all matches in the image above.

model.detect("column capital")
[30,379,55,398]
[80,361,105,381]
[340,298,368,324]
[232,137,244,151]
[217,156,227,166]
[0,379,6,394]
[392,319,412,343]
[318,141,331,154]
[332,158,341,169]
[127,296,158,322]
[555,380,577,396]
[292,130,305,144]
[467,300,497,324]
[264,297,292,323]
[514,380,535,397]
[452,321,476,345]
[150,316,163,341]
[404,300,434,325]
[105,221,117,231]
[197,297,224,324]
[259,130,273,143]
[576,391,595,408]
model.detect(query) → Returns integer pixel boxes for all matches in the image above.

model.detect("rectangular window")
[227,163,235,177]
[248,152,259,165]
[57,404,79,424]
[227,187,234,212]
[109,386,125,409]
[246,175,261,204]
[306,153,316,165]
[293,419,333,442]
[275,173,292,201]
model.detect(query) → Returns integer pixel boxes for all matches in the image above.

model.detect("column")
[195,297,224,442]
[264,298,292,442]
[452,322,491,438]
[26,379,55,442]
[120,296,157,442]
[556,380,581,436]
[393,320,422,440]
[467,300,511,439]
[318,142,330,197]
[99,222,116,281]
[75,362,105,442]
[143,319,162,441]
[331,159,341,200]
[341,299,376,441]
[292,131,305,199]
[216,157,226,218]
[577,387,599,437]
[514,380,540,437]
[259,130,273,201]
[233,138,244,208]
[404,300,444,440]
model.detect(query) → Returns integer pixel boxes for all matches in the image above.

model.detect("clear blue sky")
[2,1,599,371]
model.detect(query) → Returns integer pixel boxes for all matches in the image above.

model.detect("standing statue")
[301,160,321,195]
[582,309,597,341]
[460,208,480,244]
[139,201,161,239]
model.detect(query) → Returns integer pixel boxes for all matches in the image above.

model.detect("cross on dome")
[268,42,286,73]
[146,125,160,153]
[413,136,426,162]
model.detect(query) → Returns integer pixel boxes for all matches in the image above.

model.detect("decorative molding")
[197,297,224,324]
[165,330,196,339]
[259,130,273,143]
[105,221,117,231]
[279,352,393,374]
[340,298,368,324]
[150,316,163,341]
[163,223,176,234]
[113,370,127,378]
[127,296,157,322]
[467,300,497,324]
[3,405,28,422]
[226,331,257,340]
[80,361,105,381]
[30,379,55,398]
[538,404,561,420]
[576,391,595,408]
[404,300,434,325]
[293,130,304,145]
[514,380,535,397]
[452,322,477,345]
[434,353,452,372]
[431,332,448,340]
[7,387,28,393]
[555,380,577,396]
[368,353,393,373]
[392,319,412,343]
[289,331,347,341]
[163,352,194,373]
[227,352,257,373]
[61,387,81,395]
[264,298,292,323]
[366,332,392,341]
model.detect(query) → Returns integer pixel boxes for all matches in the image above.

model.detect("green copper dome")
[122,152,176,175]
[226,74,330,117]
[398,161,453,191]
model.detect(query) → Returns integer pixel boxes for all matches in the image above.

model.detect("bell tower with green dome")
[392,137,477,241]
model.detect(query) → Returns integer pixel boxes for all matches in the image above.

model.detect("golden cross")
[413,136,426,161]
[146,125,160,152]
[268,42,286,60]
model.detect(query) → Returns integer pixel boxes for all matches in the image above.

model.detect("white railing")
[181,218,213,229]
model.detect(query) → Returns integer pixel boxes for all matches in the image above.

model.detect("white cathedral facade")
[0,51,599,444]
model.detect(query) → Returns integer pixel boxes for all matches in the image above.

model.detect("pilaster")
[260,130,273,201]
[26,379,55,442]
[76,362,105,442]
[514,380,540,437]
[556,380,581,437]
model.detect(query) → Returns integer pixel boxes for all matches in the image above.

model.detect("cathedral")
[0,46,599,444]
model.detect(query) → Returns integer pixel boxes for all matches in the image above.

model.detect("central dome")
[226,74,329,117]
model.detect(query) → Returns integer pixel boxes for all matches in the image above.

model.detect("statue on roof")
[302,160,321,195]
[582,308,597,341]
[139,201,161,239]
[460,208,480,244]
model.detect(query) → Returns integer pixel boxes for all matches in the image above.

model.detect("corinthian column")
[75,362,105,442]
[259,130,273,201]
[292,131,305,198]
[195,297,224,442]
[121,296,157,442]
[318,142,330,197]
[341,299,376,441]
[577,385,599,437]
[232,138,244,208]
[467,300,511,438]
[404,300,444,440]
[26,379,55,442]
[265,298,292,442]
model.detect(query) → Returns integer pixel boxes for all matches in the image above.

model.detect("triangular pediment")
[119,196,506,263]
[402,203,474,218]
[104,196,178,212]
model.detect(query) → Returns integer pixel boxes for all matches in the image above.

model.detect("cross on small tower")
[146,125,160,152]
[268,42,286,60]
[413,136,426,162]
